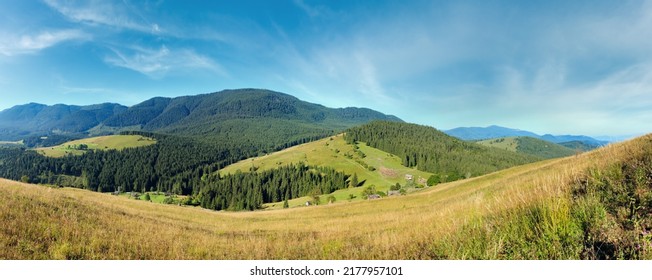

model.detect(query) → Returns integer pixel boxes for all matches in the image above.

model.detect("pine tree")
[350,173,358,188]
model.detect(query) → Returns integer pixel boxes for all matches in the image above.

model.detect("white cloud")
[104,45,227,79]
[44,0,160,34]
[0,29,88,56]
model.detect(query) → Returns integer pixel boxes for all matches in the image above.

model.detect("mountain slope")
[344,121,540,178]
[476,136,578,159]
[3,133,650,259]
[103,89,401,134]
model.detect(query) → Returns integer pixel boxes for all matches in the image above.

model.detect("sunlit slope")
[34,135,156,157]
[2,134,651,259]
[220,134,433,208]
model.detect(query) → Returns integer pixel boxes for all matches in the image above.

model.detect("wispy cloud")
[293,0,331,18]
[0,29,88,56]
[104,45,227,79]
[44,0,161,34]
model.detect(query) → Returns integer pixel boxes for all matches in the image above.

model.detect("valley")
[2,134,651,259]
[0,89,649,260]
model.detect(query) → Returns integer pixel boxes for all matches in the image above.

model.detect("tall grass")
[2,135,652,259]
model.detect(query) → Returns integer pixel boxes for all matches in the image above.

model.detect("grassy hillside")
[220,134,433,209]
[4,134,652,259]
[34,135,156,157]
[476,136,577,159]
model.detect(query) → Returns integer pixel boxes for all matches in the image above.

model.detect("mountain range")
[0,89,401,148]
[444,125,609,148]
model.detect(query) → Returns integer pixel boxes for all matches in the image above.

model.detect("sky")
[1,0,651,137]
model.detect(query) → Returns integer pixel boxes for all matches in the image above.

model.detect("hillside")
[3,134,651,259]
[344,121,540,178]
[34,135,156,157]
[220,134,434,208]
[475,137,577,159]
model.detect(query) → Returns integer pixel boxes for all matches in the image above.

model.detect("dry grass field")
[2,134,651,259]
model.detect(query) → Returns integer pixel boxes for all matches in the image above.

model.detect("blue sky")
[1,0,651,137]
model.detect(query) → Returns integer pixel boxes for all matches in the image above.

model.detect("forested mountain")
[444,125,608,149]
[99,89,401,152]
[475,136,578,159]
[344,121,540,179]
[0,89,400,152]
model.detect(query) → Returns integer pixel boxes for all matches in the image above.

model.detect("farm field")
[34,135,156,157]
[3,134,650,259]
[220,134,434,209]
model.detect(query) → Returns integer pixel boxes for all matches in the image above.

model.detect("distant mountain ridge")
[444,125,608,148]
[0,89,401,147]
[0,103,128,140]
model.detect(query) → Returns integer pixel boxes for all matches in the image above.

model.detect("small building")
[418,177,427,186]
[305,201,312,206]
[405,174,414,181]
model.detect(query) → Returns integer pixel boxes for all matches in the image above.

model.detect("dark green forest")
[199,163,347,210]
[344,121,540,179]
[0,132,347,211]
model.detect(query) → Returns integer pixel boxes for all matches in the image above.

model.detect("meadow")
[3,134,651,259]
[34,135,156,157]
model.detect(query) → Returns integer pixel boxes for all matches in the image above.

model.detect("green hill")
[220,134,434,209]
[476,136,577,159]
[344,121,540,178]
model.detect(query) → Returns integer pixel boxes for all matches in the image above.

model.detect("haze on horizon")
[1,0,651,138]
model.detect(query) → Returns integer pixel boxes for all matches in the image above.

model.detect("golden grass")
[1,134,650,259]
